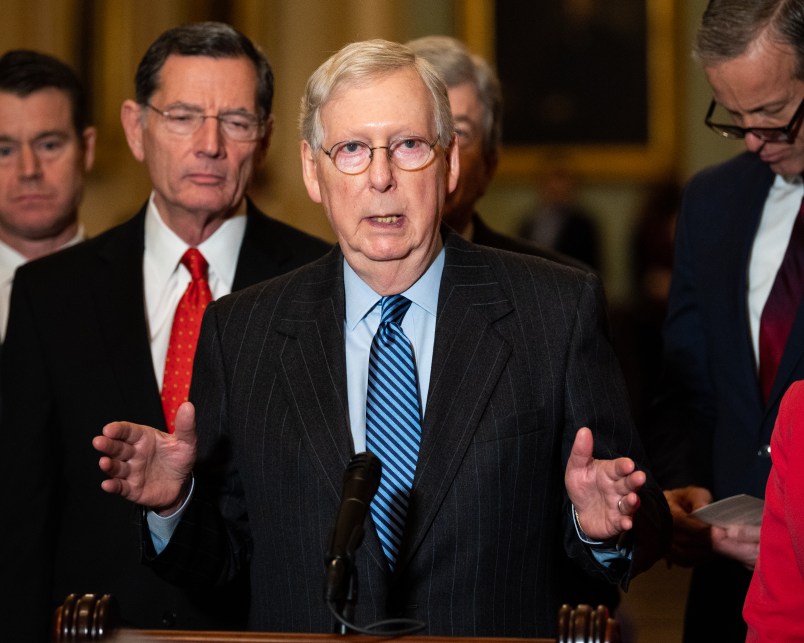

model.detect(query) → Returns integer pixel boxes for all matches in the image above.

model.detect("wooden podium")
[53,594,620,643]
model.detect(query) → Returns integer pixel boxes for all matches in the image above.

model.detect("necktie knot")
[181,248,209,282]
[379,294,411,325]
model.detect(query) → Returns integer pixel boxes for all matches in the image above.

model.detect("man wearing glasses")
[644,1,804,641]
[0,22,327,641]
[93,39,670,638]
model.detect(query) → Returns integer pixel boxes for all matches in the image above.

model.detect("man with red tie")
[643,1,804,640]
[0,22,327,641]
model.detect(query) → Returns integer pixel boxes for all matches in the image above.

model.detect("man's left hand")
[565,427,646,541]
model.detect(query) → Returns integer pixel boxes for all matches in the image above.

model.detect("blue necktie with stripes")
[365,295,421,570]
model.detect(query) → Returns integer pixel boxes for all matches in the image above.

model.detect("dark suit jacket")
[645,152,786,641]
[149,230,669,638]
[0,201,329,641]
[471,211,589,270]
[648,152,781,499]
[470,211,615,612]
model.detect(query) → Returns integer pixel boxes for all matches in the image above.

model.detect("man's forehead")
[0,88,75,132]
[321,69,435,132]
[154,55,258,100]
[0,86,71,107]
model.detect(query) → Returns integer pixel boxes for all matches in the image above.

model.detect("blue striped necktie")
[365,294,422,570]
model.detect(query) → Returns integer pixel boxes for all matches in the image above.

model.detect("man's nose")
[18,144,42,178]
[744,131,766,154]
[367,148,395,192]
[195,116,225,157]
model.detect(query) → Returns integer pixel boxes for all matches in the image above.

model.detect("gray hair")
[694,0,804,78]
[407,35,502,163]
[299,39,453,152]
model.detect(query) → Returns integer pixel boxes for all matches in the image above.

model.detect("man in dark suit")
[409,34,615,613]
[0,50,95,339]
[405,35,583,267]
[0,23,328,641]
[644,1,804,641]
[94,39,669,638]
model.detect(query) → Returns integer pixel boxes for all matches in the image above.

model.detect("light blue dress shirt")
[343,249,443,452]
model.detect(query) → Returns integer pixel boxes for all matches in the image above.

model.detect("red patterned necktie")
[758,194,804,405]
[161,248,213,432]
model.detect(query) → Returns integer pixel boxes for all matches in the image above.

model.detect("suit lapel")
[91,209,165,429]
[714,162,774,415]
[273,249,354,497]
[398,233,513,572]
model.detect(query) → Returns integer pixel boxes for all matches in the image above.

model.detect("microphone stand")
[325,546,360,634]
[324,452,381,635]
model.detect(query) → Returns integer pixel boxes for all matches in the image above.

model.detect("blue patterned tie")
[366,295,422,570]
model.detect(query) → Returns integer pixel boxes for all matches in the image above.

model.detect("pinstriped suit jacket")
[151,229,670,638]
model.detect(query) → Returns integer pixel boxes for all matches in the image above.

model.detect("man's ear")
[81,126,97,172]
[120,100,146,162]
[256,113,274,162]
[300,140,323,204]
[446,135,460,194]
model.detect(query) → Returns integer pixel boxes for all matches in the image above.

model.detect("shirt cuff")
[146,476,195,554]
[571,504,632,565]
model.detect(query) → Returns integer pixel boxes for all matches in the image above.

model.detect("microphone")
[324,452,381,607]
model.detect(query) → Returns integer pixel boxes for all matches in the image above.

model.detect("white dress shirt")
[0,226,84,341]
[747,174,804,366]
[142,193,246,388]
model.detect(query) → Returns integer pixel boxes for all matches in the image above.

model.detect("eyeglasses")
[322,136,437,174]
[145,103,264,142]
[705,96,804,143]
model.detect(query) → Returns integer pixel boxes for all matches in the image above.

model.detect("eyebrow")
[719,96,789,117]
[453,115,477,126]
[0,130,71,144]
[161,101,256,116]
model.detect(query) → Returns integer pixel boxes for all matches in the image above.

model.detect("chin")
[772,161,804,179]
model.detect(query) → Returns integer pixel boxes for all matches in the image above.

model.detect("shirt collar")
[144,192,247,286]
[0,226,85,284]
[344,247,445,330]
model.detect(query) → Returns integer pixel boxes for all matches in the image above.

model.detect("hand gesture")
[565,427,646,541]
[92,402,197,515]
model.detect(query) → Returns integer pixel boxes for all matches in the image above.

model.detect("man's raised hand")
[92,401,197,515]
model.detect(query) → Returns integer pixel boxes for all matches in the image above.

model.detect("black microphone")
[324,452,381,607]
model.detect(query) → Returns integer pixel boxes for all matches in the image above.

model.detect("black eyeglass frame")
[705,96,804,143]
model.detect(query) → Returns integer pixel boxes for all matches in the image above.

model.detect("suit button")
[161,611,177,627]
[757,444,771,457]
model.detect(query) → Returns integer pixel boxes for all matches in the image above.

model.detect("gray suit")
[150,229,670,638]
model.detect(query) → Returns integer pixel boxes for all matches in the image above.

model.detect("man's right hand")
[92,402,197,515]
[664,485,713,567]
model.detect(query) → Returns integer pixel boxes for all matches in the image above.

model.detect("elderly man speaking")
[94,39,669,638]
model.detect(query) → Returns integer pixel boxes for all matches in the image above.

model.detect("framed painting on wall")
[460,0,678,180]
